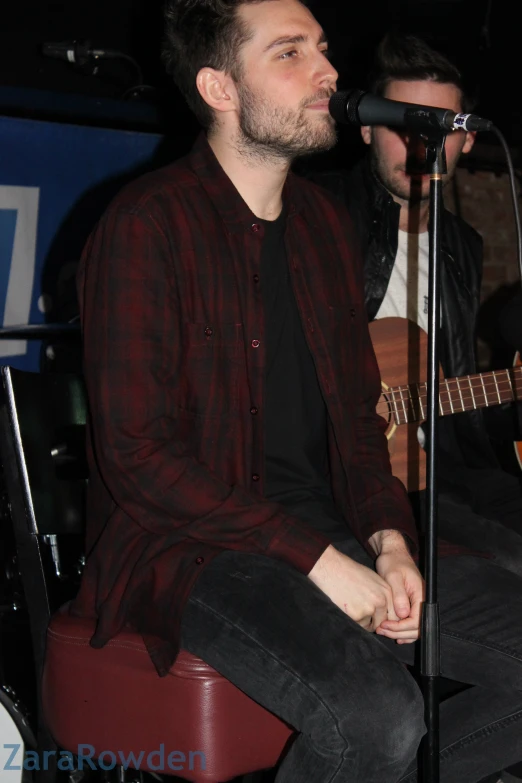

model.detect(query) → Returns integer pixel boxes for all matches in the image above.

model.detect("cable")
[491,125,522,291]
[120,83,156,101]
[42,40,144,90]
[100,51,143,87]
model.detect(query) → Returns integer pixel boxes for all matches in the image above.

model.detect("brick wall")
[444,147,522,369]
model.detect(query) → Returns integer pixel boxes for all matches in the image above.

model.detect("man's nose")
[317,54,338,89]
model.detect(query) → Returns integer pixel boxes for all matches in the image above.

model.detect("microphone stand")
[405,111,448,783]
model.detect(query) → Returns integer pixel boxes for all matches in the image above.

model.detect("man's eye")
[280,50,298,60]
[320,48,332,60]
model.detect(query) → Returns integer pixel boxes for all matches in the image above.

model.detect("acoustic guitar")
[514,351,522,473]
[368,317,522,492]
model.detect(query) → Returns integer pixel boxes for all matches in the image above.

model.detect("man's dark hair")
[368,30,477,113]
[162,0,309,129]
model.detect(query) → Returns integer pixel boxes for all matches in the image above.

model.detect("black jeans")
[435,493,522,579]
[180,543,522,783]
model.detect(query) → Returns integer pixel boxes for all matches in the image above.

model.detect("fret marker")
[418,383,425,420]
[468,374,477,410]
[506,369,514,398]
[480,374,488,406]
[455,377,465,411]
[399,386,408,424]
[448,381,455,415]
[493,373,501,405]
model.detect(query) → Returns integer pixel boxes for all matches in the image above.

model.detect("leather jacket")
[307,159,513,506]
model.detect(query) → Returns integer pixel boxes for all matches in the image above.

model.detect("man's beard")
[370,147,430,204]
[370,144,455,204]
[235,80,337,163]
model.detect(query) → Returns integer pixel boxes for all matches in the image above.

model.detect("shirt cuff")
[266,517,331,575]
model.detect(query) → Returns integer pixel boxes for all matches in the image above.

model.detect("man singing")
[73,2,522,780]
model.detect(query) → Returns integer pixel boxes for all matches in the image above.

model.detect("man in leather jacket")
[309,31,522,578]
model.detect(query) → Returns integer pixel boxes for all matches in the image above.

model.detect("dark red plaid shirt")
[72,134,419,676]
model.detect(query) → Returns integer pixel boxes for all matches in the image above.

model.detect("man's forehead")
[238,0,325,50]
[384,79,463,111]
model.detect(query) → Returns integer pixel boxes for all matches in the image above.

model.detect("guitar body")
[369,317,443,493]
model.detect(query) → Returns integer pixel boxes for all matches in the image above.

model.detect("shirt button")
[252,473,260,482]
[350,308,356,317]
[204,327,213,337]
[251,223,261,233]
[251,339,260,348]
[195,556,204,565]
[253,274,260,283]
[250,406,258,415]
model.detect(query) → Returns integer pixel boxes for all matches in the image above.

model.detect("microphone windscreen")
[329,90,364,125]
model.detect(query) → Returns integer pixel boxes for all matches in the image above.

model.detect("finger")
[409,593,423,624]
[372,600,390,630]
[376,627,420,641]
[386,573,411,619]
[358,615,373,632]
[378,617,418,631]
[384,586,400,623]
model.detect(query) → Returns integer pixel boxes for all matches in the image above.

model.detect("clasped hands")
[308,530,424,644]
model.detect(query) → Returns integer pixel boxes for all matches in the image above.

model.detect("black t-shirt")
[261,208,349,541]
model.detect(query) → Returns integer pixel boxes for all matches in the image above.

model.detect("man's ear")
[360,125,372,146]
[196,68,238,116]
[462,130,476,155]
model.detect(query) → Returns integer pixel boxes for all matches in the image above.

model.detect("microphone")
[329,88,492,133]
[42,40,122,67]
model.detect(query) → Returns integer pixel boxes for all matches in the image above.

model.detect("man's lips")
[306,100,331,111]
[398,167,430,177]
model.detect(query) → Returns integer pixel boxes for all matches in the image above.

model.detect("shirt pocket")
[178,322,243,417]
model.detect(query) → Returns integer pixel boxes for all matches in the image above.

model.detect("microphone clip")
[63,40,92,67]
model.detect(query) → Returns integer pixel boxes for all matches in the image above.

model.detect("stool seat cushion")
[42,605,293,781]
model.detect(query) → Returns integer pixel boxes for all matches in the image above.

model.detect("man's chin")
[392,174,430,203]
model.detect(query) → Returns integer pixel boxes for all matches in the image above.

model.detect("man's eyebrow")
[263,31,328,53]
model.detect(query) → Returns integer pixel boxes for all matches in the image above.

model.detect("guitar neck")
[388,366,522,425]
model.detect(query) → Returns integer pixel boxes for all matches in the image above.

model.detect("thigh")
[437,495,522,578]
[435,555,522,690]
[180,549,419,736]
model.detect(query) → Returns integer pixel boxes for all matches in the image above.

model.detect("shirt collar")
[188,132,305,233]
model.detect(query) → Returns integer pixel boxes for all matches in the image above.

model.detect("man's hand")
[369,530,425,644]
[308,545,399,631]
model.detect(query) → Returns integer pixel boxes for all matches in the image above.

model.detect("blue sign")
[0,115,164,370]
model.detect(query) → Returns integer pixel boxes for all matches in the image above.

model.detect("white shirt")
[375,229,430,333]
[375,229,431,447]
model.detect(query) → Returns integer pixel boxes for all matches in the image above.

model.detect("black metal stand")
[0,323,80,339]
[409,116,447,783]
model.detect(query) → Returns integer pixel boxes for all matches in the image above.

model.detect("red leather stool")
[42,606,294,782]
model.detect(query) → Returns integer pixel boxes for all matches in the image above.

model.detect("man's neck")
[396,195,430,234]
[208,132,289,221]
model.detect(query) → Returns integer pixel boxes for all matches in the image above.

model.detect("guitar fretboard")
[382,367,522,425]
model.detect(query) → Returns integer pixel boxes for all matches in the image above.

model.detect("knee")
[358,664,425,767]
[338,661,425,773]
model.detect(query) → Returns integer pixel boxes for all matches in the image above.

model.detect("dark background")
[1,0,520,154]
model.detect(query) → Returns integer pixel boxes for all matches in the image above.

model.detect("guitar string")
[378,375,521,422]
[379,382,518,414]
[377,394,517,422]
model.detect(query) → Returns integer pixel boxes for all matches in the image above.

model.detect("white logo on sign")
[0,186,40,358]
